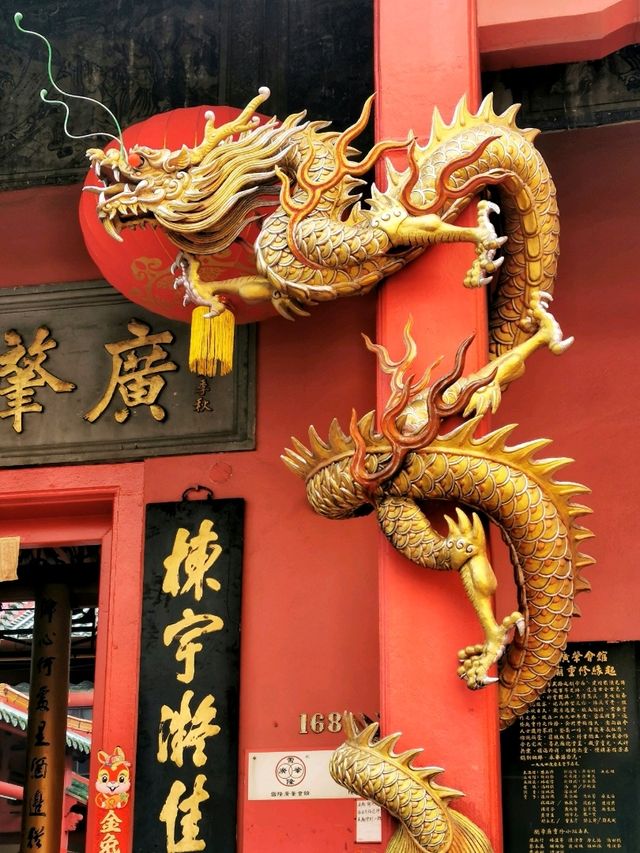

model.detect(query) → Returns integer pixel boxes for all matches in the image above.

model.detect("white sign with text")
[356,799,383,842]
[247,750,357,800]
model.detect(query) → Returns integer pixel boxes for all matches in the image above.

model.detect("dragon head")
[84,87,306,253]
[85,141,192,241]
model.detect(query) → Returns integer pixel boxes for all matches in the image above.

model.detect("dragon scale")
[399,107,559,357]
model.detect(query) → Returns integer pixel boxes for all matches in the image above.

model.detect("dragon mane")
[151,112,307,255]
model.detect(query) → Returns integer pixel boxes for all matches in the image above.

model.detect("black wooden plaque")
[134,500,244,853]
[0,280,255,466]
[1,0,373,189]
[501,641,640,852]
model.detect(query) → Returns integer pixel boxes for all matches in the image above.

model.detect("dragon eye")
[127,152,143,168]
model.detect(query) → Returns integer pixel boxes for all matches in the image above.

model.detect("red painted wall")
[477,0,640,69]
[0,185,99,288]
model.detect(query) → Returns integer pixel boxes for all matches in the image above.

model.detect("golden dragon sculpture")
[331,713,493,852]
[284,298,593,849]
[83,86,558,371]
[282,292,594,730]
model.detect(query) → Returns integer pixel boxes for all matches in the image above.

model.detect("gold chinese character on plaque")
[159,775,209,853]
[0,327,75,433]
[84,319,177,424]
[157,691,221,768]
[163,608,224,684]
[163,520,222,601]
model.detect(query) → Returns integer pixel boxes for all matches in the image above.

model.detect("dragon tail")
[448,813,496,853]
[330,712,493,853]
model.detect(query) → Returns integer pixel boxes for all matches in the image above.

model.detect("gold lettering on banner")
[99,810,123,834]
[162,520,222,601]
[157,690,221,768]
[163,608,224,684]
[159,774,209,853]
[84,319,177,424]
[0,327,75,433]
[98,833,122,853]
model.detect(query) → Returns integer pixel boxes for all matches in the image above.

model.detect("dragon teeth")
[103,216,123,242]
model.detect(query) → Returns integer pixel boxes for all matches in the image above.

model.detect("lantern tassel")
[189,305,235,376]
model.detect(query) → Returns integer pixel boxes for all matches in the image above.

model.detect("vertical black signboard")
[134,500,244,852]
[501,641,640,852]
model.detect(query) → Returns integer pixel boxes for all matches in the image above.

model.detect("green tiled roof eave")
[0,703,91,754]
[66,776,89,804]
[0,704,28,731]
[66,731,91,755]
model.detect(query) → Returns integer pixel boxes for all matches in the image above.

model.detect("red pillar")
[374,1,502,848]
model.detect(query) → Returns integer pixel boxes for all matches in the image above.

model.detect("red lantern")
[79,105,277,332]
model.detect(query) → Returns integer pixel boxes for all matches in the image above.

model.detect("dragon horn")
[185,87,272,166]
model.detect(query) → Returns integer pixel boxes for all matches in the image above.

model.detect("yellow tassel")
[188,305,235,376]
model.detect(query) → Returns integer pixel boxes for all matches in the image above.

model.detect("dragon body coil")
[298,417,592,729]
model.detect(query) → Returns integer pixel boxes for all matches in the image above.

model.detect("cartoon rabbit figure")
[95,746,132,809]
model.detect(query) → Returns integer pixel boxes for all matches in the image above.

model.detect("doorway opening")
[0,546,100,853]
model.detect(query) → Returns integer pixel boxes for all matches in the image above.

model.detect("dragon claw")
[463,200,507,288]
[524,289,574,355]
[456,610,523,690]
